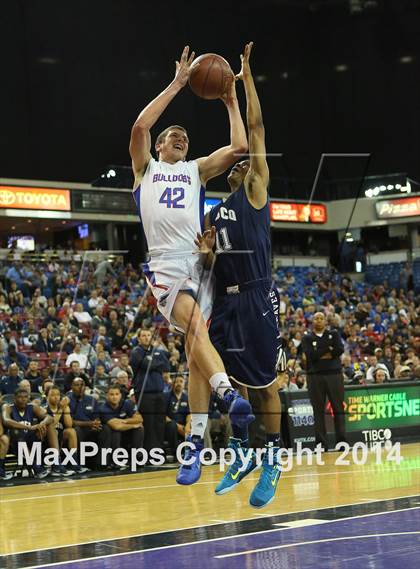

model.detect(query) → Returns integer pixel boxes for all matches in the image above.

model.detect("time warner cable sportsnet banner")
[282,382,420,450]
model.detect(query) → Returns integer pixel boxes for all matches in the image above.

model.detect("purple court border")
[26,507,420,569]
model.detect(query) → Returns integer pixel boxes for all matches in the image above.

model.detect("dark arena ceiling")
[1,0,419,200]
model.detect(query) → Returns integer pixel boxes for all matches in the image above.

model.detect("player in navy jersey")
[196,43,286,508]
[2,388,53,478]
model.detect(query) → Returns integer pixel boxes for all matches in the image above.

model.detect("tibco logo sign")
[361,428,392,443]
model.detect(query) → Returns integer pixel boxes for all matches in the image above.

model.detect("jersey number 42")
[159,187,185,208]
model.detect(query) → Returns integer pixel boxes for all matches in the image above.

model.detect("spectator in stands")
[35,328,54,354]
[112,370,131,400]
[68,378,111,469]
[23,360,42,391]
[0,293,12,315]
[110,326,129,351]
[92,325,112,352]
[93,363,110,390]
[22,318,39,350]
[2,388,52,478]
[5,344,28,371]
[38,378,55,404]
[395,365,413,380]
[66,342,88,370]
[168,349,181,375]
[28,297,46,319]
[64,361,91,391]
[91,306,107,330]
[79,335,97,369]
[373,368,389,384]
[380,346,395,377]
[43,306,60,328]
[0,364,22,396]
[295,370,308,390]
[106,309,120,332]
[365,355,389,383]
[111,353,133,380]
[88,290,106,310]
[94,259,116,286]
[72,303,92,325]
[130,328,169,453]
[164,375,190,458]
[95,342,113,371]
[99,386,144,468]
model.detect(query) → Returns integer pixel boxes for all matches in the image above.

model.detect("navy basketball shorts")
[9,430,39,454]
[209,286,281,389]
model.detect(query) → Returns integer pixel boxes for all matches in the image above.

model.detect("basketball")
[189,53,234,100]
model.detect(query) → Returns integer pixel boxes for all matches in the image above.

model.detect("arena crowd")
[0,254,418,478]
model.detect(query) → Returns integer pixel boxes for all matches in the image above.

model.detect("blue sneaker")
[223,390,255,428]
[215,438,259,495]
[249,447,282,509]
[176,436,204,485]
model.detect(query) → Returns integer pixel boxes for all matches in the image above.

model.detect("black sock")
[266,433,281,447]
[232,424,249,446]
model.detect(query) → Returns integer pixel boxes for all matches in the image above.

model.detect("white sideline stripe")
[14,507,420,569]
[274,519,331,528]
[214,531,420,559]
[3,497,419,559]
[2,465,419,504]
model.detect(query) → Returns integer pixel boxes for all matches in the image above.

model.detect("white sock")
[209,372,233,398]
[191,414,208,439]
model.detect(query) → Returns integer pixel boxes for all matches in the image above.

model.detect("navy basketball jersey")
[10,404,35,430]
[209,186,271,294]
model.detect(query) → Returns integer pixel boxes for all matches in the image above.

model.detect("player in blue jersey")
[196,43,286,508]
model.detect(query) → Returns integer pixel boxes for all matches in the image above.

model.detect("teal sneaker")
[249,447,282,508]
[215,438,259,495]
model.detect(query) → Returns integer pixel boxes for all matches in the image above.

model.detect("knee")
[185,315,208,344]
[258,383,280,403]
[64,427,76,438]
[0,434,9,448]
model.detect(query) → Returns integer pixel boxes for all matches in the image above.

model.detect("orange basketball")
[189,53,234,100]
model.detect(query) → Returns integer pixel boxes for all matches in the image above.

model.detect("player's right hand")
[194,227,216,254]
[174,46,195,88]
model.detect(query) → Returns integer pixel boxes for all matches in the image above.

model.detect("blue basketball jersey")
[10,404,35,429]
[209,186,271,294]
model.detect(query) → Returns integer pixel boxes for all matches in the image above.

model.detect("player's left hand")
[194,227,216,254]
[235,41,253,81]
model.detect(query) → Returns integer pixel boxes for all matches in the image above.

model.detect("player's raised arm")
[129,46,195,179]
[238,42,269,208]
[197,80,248,185]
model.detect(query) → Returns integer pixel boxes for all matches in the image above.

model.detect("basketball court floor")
[1,442,419,568]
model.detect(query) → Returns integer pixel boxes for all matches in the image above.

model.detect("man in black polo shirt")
[164,375,191,457]
[64,361,91,392]
[301,312,346,450]
[130,329,170,453]
[67,378,111,468]
[99,386,144,468]
[24,360,43,392]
